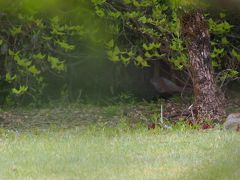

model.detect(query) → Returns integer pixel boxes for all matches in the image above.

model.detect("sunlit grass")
[0,126,239,180]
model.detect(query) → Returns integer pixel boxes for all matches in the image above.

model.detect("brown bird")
[150,60,191,96]
[150,77,184,95]
[148,122,156,130]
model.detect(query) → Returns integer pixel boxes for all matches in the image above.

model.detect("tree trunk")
[181,11,226,123]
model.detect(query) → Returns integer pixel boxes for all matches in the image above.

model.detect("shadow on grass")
[182,132,240,180]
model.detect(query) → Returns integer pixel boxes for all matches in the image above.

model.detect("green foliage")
[170,54,188,70]
[0,0,114,105]
[97,1,184,68]
[48,56,65,71]
[93,0,239,83]
[208,13,239,81]
[12,86,28,95]
[220,70,239,82]
[0,0,240,105]
[232,49,240,61]
[55,40,75,52]
[208,18,233,34]
[143,43,161,51]
[135,56,150,67]
[0,13,83,104]
[92,1,187,69]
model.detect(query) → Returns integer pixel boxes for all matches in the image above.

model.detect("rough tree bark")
[181,10,226,123]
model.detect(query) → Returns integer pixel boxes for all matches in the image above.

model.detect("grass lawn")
[0,126,239,180]
[0,99,240,180]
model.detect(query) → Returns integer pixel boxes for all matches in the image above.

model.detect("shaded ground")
[0,94,239,130]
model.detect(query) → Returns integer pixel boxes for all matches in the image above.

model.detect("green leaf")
[91,0,106,5]
[48,56,65,71]
[10,51,32,67]
[13,54,32,67]
[120,55,130,65]
[51,16,60,24]
[170,54,188,70]
[138,16,147,24]
[143,43,160,51]
[232,49,240,61]
[51,29,65,36]
[220,13,226,18]
[55,40,75,52]
[107,50,119,62]
[35,19,44,28]
[220,69,239,81]
[8,49,17,56]
[211,47,224,58]
[209,18,233,34]
[123,0,131,4]
[106,39,114,49]
[221,37,229,45]
[33,53,45,60]
[153,52,165,58]
[170,37,184,52]
[5,73,16,82]
[135,56,149,67]
[95,7,105,17]
[127,50,134,57]
[212,60,219,68]
[143,44,150,51]
[12,86,28,95]
[10,26,22,36]
[113,46,120,55]
[109,11,121,18]
[144,52,152,58]
[42,36,52,41]
[28,65,40,75]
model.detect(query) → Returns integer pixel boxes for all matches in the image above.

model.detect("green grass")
[0,126,239,180]
[1,98,240,180]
